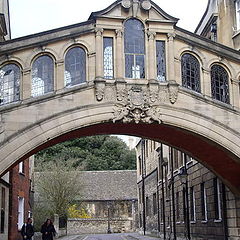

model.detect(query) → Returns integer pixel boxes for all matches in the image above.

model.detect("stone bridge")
[0,0,240,193]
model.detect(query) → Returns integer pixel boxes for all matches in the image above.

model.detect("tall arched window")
[31,55,54,97]
[211,65,229,104]
[64,47,86,87]
[181,53,201,93]
[124,18,145,79]
[0,64,20,105]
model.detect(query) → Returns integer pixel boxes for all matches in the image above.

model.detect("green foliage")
[35,135,136,171]
[68,204,91,218]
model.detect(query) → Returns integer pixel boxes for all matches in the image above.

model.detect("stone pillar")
[55,59,65,91]
[202,68,211,98]
[22,68,31,100]
[95,28,103,79]
[231,79,240,109]
[54,214,59,238]
[167,33,175,81]
[147,31,156,80]
[115,29,124,80]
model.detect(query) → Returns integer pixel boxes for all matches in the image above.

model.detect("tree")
[34,161,81,227]
[35,135,136,171]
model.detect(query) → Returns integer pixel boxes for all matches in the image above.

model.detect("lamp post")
[107,202,112,234]
[178,160,191,240]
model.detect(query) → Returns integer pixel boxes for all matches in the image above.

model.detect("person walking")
[21,218,34,240]
[40,219,56,240]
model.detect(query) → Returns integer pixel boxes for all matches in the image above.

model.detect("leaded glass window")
[211,65,229,104]
[181,53,201,93]
[64,47,86,87]
[32,55,54,97]
[103,37,113,79]
[0,64,20,105]
[156,41,166,81]
[124,18,145,79]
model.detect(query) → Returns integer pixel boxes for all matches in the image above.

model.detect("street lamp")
[178,165,191,240]
[107,202,112,234]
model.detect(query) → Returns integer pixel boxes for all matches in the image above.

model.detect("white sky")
[9,0,208,39]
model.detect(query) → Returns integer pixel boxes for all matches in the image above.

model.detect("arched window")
[64,47,86,87]
[0,64,20,105]
[181,53,201,93]
[31,55,54,97]
[211,65,229,104]
[124,18,145,79]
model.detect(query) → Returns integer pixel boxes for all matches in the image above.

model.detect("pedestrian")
[40,218,56,240]
[21,218,34,240]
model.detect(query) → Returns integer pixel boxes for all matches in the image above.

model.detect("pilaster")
[147,31,156,80]
[95,28,104,79]
[115,29,124,80]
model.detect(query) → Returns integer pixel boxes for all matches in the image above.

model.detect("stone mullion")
[147,31,156,80]
[167,33,175,81]
[55,60,64,91]
[115,29,124,80]
[231,79,240,108]
[202,68,211,98]
[95,28,104,79]
[22,68,31,99]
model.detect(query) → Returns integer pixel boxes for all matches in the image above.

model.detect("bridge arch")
[0,99,240,194]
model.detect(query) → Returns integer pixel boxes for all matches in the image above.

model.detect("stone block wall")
[67,218,134,235]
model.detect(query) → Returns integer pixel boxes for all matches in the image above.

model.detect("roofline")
[194,0,211,34]
[88,0,178,23]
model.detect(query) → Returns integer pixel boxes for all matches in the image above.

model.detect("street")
[58,233,161,240]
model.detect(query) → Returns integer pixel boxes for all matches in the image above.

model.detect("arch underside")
[1,112,240,195]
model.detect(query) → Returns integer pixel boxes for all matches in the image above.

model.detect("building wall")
[0,173,10,240]
[8,158,33,240]
[0,0,10,40]
[136,139,240,240]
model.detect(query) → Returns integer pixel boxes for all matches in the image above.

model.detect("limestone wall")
[67,218,134,235]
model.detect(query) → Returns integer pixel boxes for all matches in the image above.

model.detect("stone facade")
[136,139,240,240]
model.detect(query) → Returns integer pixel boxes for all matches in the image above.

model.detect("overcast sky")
[9,0,208,39]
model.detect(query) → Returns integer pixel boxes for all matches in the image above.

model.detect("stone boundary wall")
[67,218,134,235]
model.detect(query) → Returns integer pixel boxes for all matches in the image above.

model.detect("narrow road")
[59,233,161,240]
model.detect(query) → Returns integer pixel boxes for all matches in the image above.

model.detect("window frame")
[103,37,114,79]
[213,178,222,221]
[64,46,86,87]
[200,182,208,222]
[18,197,24,230]
[156,40,166,82]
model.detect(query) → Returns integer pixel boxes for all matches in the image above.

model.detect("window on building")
[236,0,240,30]
[211,65,229,104]
[176,191,180,222]
[32,55,54,97]
[201,182,208,221]
[1,187,5,233]
[190,186,196,222]
[153,193,157,215]
[124,18,145,79]
[19,161,24,174]
[181,53,201,93]
[138,187,142,204]
[0,64,20,105]
[182,188,186,222]
[214,178,222,220]
[138,157,142,176]
[18,197,24,230]
[156,40,166,81]
[146,196,149,216]
[103,37,114,79]
[65,47,86,87]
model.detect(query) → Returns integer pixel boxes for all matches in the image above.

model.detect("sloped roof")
[34,170,137,202]
[76,170,137,201]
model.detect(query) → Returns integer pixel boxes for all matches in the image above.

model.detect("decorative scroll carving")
[121,0,152,17]
[115,29,123,38]
[113,86,162,124]
[94,79,106,101]
[95,28,103,37]
[147,31,156,41]
[168,80,179,104]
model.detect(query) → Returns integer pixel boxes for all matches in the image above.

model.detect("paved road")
[59,233,161,240]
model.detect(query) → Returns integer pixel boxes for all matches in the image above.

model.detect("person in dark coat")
[21,218,34,240]
[40,219,56,240]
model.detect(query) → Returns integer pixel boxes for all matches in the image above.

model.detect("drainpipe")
[170,148,177,240]
[221,184,228,240]
[141,139,146,235]
[161,143,166,240]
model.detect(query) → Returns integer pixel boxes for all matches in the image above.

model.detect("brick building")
[136,139,240,239]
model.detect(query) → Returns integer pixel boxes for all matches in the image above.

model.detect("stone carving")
[121,0,152,17]
[95,79,106,101]
[168,80,179,104]
[113,86,162,124]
